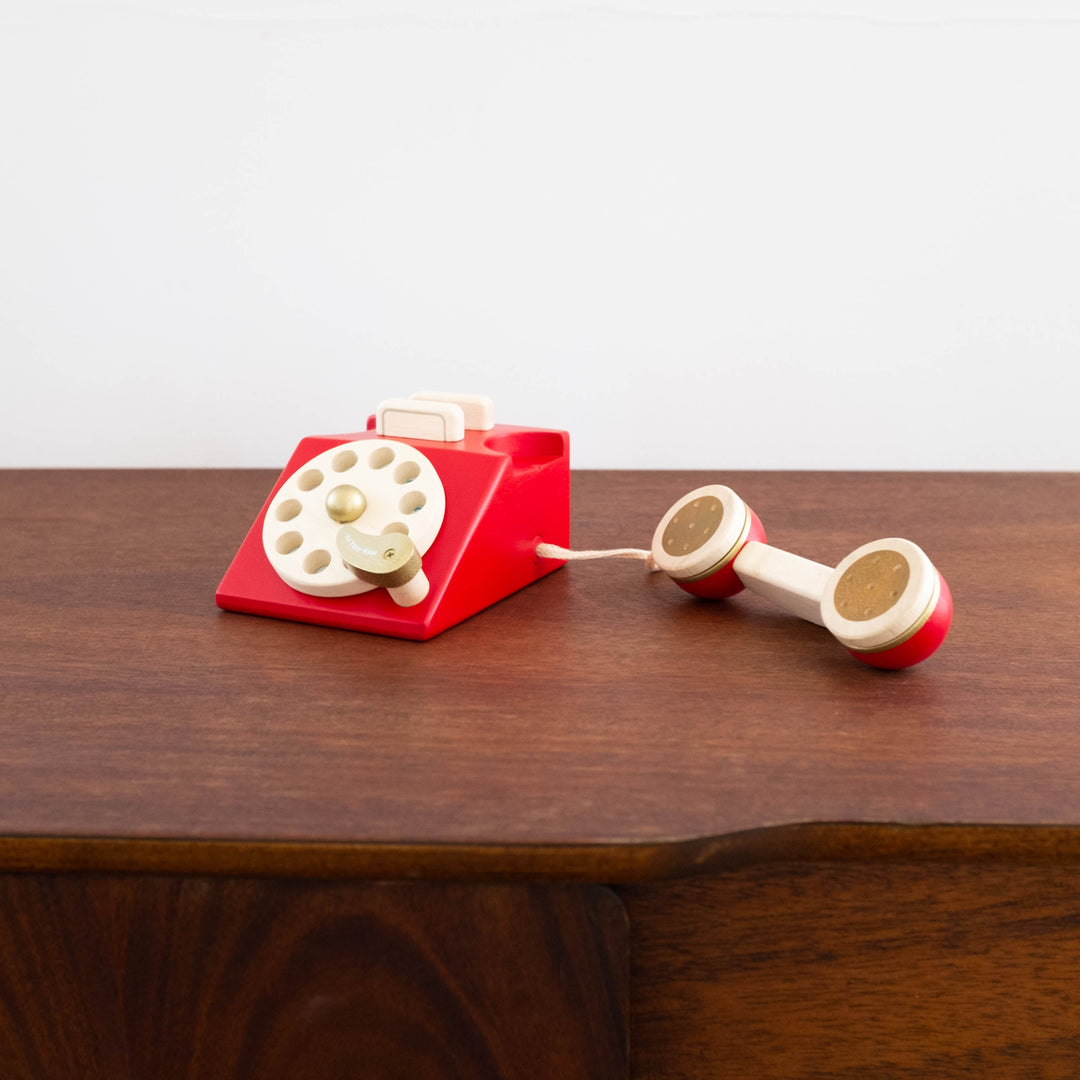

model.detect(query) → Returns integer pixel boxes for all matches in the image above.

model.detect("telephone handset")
[649,485,953,669]
[216,392,570,640]
[538,484,953,669]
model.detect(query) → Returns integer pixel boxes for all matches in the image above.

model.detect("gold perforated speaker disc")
[832,549,910,622]
[650,485,750,582]
[823,538,938,652]
[661,495,724,558]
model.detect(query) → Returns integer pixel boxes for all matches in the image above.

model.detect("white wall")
[2,0,1077,469]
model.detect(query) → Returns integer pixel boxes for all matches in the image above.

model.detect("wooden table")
[1,469,1078,1078]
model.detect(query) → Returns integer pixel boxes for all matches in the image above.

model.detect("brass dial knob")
[325,484,367,524]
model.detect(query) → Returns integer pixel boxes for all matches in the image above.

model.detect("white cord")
[536,542,661,572]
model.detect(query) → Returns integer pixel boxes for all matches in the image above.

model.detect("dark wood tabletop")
[1,469,1077,880]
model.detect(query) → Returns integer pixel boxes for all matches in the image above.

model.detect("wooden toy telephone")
[218,394,952,667]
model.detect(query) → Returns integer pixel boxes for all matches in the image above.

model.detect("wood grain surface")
[1,469,1078,877]
[623,859,1080,1078]
[0,876,627,1080]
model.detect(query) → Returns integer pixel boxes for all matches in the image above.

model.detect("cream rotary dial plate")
[261,439,446,598]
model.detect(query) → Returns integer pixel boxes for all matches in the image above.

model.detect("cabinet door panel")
[0,876,627,1080]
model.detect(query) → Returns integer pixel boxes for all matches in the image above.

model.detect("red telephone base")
[215,421,570,640]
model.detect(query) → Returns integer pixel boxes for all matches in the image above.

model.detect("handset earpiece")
[819,538,953,669]
[649,485,767,598]
[652,487,953,669]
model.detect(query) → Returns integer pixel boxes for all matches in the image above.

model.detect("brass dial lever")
[336,527,429,607]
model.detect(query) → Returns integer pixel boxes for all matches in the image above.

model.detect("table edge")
[5,823,1080,882]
